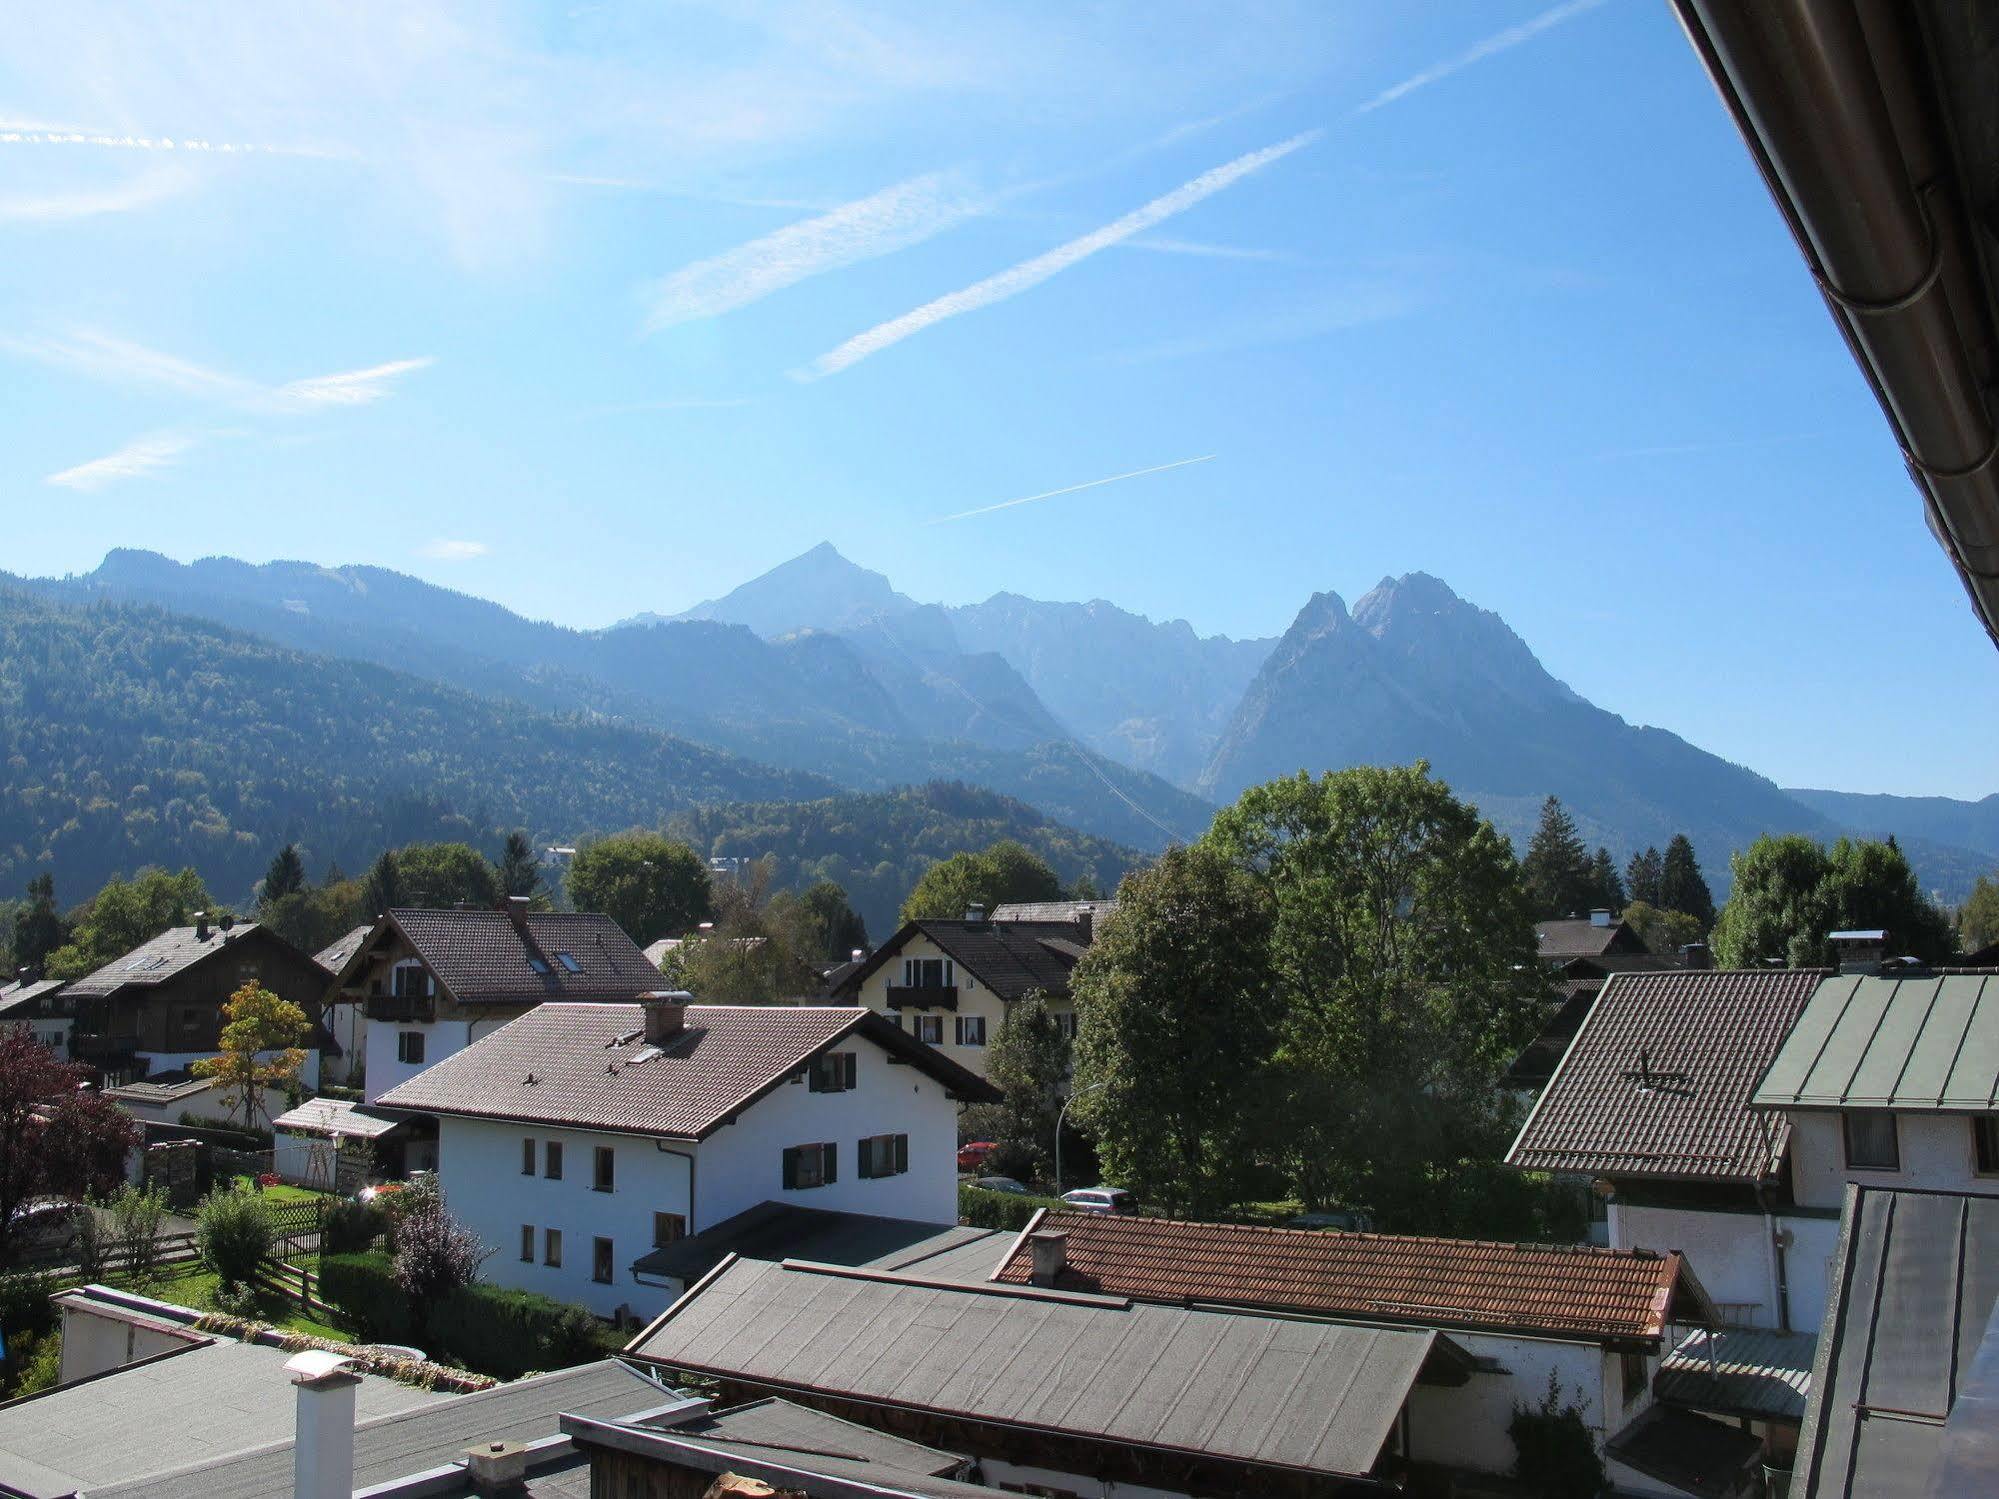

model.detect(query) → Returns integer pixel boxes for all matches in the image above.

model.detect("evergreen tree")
[11,873,66,973]
[795,880,869,959]
[362,849,404,916]
[1658,835,1716,928]
[1624,847,1663,908]
[261,844,307,906]
[1586,848,1625,913]
[1520,797,1592,918]
[498,831,541,900]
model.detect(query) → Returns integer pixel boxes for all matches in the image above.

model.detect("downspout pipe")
[1670,0,1999,645]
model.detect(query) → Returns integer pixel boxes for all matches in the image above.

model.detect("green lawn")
[135,1261,350,1343]
[227,1176,339,1206]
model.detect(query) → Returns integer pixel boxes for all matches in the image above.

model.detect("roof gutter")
[1670,0,1999,646]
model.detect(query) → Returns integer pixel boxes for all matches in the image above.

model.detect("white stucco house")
[375,994,999,1319]
[322,900,663,1104]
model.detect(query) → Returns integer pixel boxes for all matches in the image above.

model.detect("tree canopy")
[567,832,711,945]
[1961,874,1999,955]
[43,866,215,981]
[1520,797,1592,919]
[1712,833,1954,967]
[0,1029,135,1264]
[1624,846,1663,908]
[1071,843,1280,1218]
[395,842,500,910]
[898,839,1063,925]
[982,990,1075,1186]
[498,832,541,900]
[10,873,65,973]
[1202,765,1543,1226]
[192,981,311,1129]
[261,844,306,905]
[1659,834,1716,929]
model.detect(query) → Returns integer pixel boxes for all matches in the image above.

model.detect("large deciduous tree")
[795,880,869,960]
[1658,834,1716,929]
[1712,834,1953,967]
[1203,765,1543,1227]
[567,833,712,945]
[192,982,311,1129]
[899,840,1063,925]
[1961,874,1999,955]
[394,842,500,910]
[985,991,1073,1185]
[1520,797,1592,919]
[43,867,215,981]
[0,1030,135,1264]
[1071,845,1280,1218]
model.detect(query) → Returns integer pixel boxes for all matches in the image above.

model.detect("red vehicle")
[957,1141,997,1172]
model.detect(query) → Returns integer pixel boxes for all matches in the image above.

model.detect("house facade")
[375,996,998,1318]
[324,901,661,1103]
[62,916,335,1089]
[0,973,70,1056]
[832,904,1107,1080]
[312,925,373,1086]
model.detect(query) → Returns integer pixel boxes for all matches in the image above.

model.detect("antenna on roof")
[1621,1048,1692,1097]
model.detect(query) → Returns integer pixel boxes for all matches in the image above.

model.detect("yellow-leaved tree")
[193,982,310,1131]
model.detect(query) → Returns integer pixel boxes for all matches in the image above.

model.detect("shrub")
[321,1197,387,1255]
[0,1329,62,1399]
[318,1251,412,1343]
[1510,1370,1611,1499]
[957,1182,1067,1233]
[425,1283,604,1379]
[391,1180,489,1309]
[107,1183,169,1285]
[196,1186,275,1288]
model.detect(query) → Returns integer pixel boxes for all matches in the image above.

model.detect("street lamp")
[1054,1080,1107,1198]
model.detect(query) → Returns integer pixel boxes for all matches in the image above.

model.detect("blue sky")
[3,1,1994,800]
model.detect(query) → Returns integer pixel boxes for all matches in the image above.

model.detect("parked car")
[1061,1187,1137,1215]
[1287,1208,1374,1232]
[973,1176,1034,1196]
[956,1141,997,1172]
[9,1198,85,1257]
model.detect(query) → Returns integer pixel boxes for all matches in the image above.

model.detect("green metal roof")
[1751,972,1999,1112]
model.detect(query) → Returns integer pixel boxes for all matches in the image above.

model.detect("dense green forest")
[663,782,1141,936]
[0,589,832,901]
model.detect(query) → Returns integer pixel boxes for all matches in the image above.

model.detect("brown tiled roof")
[375,1001,997,1137]
[991,1211,1709,1345]
[835,918,1088,1001]
[383,908,659,1005]
[1536,918,1648,961]
[1504,982,1602,1090]
[1506,968,1827,1182]
[65,922,270,999]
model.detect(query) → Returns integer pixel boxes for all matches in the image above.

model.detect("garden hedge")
[317,1251,412,1343]
[424,1283,604,1379]
[957,1182,1066,1233]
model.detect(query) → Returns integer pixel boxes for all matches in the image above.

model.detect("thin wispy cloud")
[1121,235,1298,263]
[420,538,490,562]
[1,331,253,400]
[272,358,435,410]
[0,166,193,222]
[933,455,1216,524]
[1353,0,1607,115]
[802,130,1321,379]
[0,124,346,158]
[1105,284,1422,364]
[644,171,982,332]
[46,431,197,491]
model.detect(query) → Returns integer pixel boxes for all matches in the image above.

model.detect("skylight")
[556,952,582,973]
[527,955,551,975]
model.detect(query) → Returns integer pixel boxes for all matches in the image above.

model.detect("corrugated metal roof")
[1656,1326,1817,1422]
[989,1211,1708,1344]
[1505,968,1826,1182]
[627,1256,1462,1480]
[1794,1185,1999,1499]
[271,1096,407,1139]
[375,1002,996,1138]
[666,1396,968,1476]
[1752,972,1999,1112]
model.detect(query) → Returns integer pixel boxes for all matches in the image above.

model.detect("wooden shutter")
[953,1016,963,1045]
[823,1142,837,1184]
[894,1133,908,1174]
[782,1146,799,1189]
[842,1053,856,1089]
[857,1137,874,1178]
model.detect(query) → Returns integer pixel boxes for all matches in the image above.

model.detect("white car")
[1060,1187,1137,1215]
[10,1198,84,1257]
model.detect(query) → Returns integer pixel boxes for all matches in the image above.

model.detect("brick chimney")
[463,1439,528,1496]
[504,896,531,930]
[641,991,692,1043]
[1680,942,1714,970]
[1074,907,1094,943]
[1028,1229,1068,1287]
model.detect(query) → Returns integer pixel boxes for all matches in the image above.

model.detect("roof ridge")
[1042,1211,1671,1262]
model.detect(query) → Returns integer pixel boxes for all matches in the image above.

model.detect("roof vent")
[1589,908,1612,928]
[1829,929,1888,976]
[463,1439,528,1496]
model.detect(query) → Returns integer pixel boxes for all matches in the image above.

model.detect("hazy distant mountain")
[946,593,1274,786]
[1200,574,1850,885]
[1783,788,1999,863]
[639,541,919,635]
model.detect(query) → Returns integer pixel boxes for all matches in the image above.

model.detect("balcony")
[884,984,958,1012]
[70,1032,141,1062]
[365,995,436,1024]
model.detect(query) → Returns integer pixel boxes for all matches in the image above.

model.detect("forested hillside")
[663,781,1142,936]
[0,589,831,900]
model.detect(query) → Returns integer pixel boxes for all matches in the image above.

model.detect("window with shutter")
[519,1224,534,1261]
[545,1141,563,1179]
[782,1146,799,1189]
[521,1138,535,1175]
[592,1236,614,1284]
[823,1142,836,1184]
[809,1052,856,1092]
[895,1133,908,1174]
[544,1228,562,1267]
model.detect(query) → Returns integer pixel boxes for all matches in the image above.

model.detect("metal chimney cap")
[285,1348,359,1386]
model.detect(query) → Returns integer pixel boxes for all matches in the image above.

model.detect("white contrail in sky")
[645,171,981,331]
[0,124,346,158]
[802,131,1320,379]
[1353,0,1607,115]
[933,455,1215,524]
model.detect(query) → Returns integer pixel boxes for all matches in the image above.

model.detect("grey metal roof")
[64,921,272,999]
[313,923,374,974]
[632,1202,1007,1283]
[90,1358,661,1499]
[627,1255,1466,1481]
[271,1095,408,1139]
[0,1336,450,1497]
[990,900,1118,923]
[0,977,65,1019]
[1656,1325,1817,1423]
[1794,1185,1999,1499]
[1752,971,1999,1112]
[667,1396,968,1476]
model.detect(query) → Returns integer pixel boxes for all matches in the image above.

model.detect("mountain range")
[6,544,1994,911]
